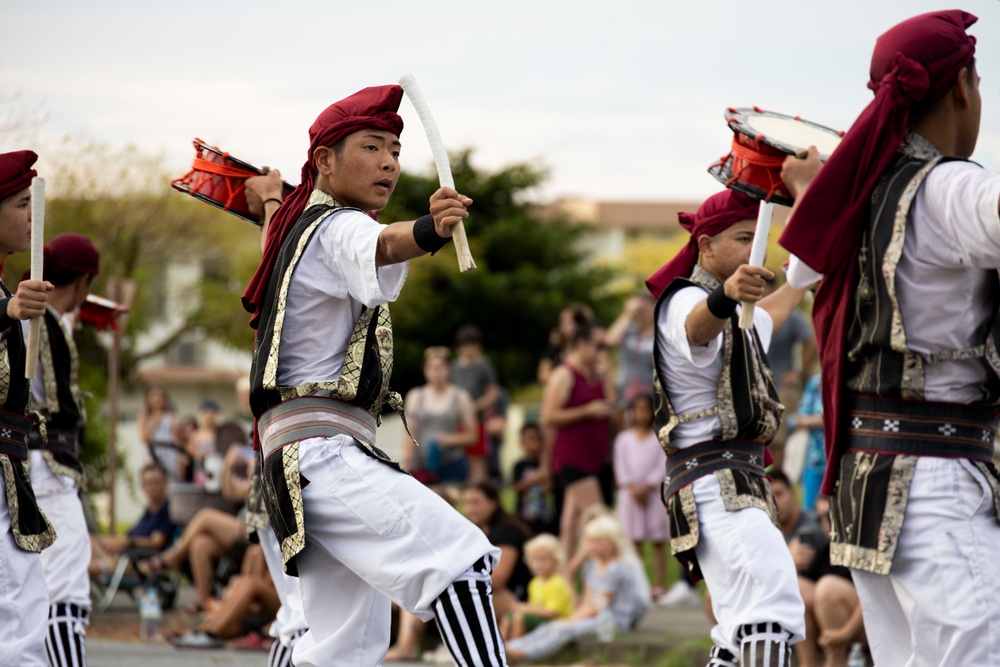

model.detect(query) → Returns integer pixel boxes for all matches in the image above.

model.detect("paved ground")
[87,605,710,665]
[88,639,426,666]
[89,580,711,665]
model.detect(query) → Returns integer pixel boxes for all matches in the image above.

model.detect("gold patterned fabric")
[1,454,56,552]
[663,443,778,580]
[28,308,86,486]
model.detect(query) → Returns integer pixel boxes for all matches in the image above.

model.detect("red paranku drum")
[79,294,128,332]
[709,108,844,206]
[171,139,295,226]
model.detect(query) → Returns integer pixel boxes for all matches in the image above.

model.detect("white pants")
[259,524,308,648]
[0,465,49,667]
[291,436,498,667]
[30,453,91,609]
[693,475,806,654]
[852,457,1000,667]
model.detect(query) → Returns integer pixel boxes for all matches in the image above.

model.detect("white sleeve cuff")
[786,255,824,289]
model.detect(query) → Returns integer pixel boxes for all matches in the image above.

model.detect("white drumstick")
[398,73,476,272]
[26,177,45,379]
[738,200,774,330]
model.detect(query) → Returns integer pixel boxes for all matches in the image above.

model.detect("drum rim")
[193,139,265,177]
[724,107,843,160]
[708,157,794,207]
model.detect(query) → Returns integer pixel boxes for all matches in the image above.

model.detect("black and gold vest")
[29,307,87,484]
[0,282,56,552]
[844,152,1000,401]
[652,264,783,452]
[249,190,402,573]
[830,138,1000,575]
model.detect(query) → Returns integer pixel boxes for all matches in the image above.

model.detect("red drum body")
[709,108,844,206]
[171,139,295,225]
[79,294,129,332]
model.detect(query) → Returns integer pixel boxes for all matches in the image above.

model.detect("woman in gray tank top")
[402,347,479,486]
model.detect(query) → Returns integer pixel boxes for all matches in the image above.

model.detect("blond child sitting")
[502,534,574,640]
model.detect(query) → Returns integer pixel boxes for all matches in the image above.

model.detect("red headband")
[0,150,38,202]
[46,233,100,277]
[646,189,760,298]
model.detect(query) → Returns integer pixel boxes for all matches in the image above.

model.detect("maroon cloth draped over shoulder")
[0,150,38,202]
[242,85,404,328]
[777,10,978,494]
[646,189,759,298]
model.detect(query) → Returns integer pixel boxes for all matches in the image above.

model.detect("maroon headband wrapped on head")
[47,232,100,277]
[646,189,760,298]
[0,150,38,202]
[242,85,404,327]
[778,10,978,495]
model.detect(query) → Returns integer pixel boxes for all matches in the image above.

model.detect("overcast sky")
[3,0,999,202]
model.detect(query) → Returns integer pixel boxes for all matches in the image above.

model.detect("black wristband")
[706,284,738,320]
[0,298,13,331]
[413,214,452,254]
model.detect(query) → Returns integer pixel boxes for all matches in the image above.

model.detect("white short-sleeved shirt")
[655,285,773,448]
[787,160,1000,403]
[277,208,409,387]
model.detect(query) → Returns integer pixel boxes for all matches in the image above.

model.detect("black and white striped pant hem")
[706,645,739,667]
[732,622,794,667]
[46,602,89,667]
[432,556,507,666]
[268,627,306,667]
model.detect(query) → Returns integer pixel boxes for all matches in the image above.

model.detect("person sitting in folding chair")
[90,464,177,605]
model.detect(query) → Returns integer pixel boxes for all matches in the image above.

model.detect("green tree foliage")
[383,150,622,393]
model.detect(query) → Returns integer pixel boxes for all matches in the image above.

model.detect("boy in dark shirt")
[512,423,551,535]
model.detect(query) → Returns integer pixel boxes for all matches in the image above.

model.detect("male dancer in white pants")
[23,233,99,667]
[242,85,505,667]
[781,10,1000,666]
[0,150,57,667]
[647,189,810,666]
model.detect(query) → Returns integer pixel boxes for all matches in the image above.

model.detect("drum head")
[726,108,843,160]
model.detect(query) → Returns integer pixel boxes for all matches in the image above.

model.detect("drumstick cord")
[719,136,786,202]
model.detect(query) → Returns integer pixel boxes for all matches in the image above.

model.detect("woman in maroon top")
[541,321,618,557]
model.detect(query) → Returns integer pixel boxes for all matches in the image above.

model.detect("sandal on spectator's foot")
[231,631,273,651]
[171,631,223,649]
[136,554,168,578]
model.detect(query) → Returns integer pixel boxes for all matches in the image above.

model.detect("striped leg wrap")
[267,628,306,667]
[706,645,740,667]
[432,556,508,667]
[45,602,89,667]
[736,622,793,667]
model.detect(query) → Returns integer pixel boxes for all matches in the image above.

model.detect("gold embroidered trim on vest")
[829,452,916,575]
[279,442,305,567]
[261,191,395,419]
[0,282,12,408]
[0,454,56,552]
[656,264,781,450]
[32,309,86,485]
[883,158,942,399]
